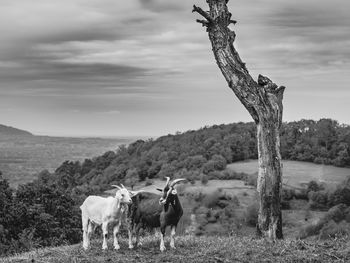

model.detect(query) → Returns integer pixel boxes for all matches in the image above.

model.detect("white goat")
[80,184,136,250]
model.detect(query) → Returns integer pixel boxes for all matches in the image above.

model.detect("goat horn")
[120,184,126,189]
[170,178,187,187]
[111,185,122,190]
[165,177,170,187]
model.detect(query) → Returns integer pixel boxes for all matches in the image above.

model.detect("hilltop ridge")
[0,124,33,137]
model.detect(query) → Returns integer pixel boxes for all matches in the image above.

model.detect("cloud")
[260,0,350,68]
[0,60,148,81]
[0,0,201,92]
[0,0,349,136]
[138,0,186,13]
[265,0,350,28]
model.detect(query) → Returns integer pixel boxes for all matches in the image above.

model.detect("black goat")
[127,177,186,251]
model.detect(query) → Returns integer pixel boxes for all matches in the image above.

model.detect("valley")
[0,135,135,187]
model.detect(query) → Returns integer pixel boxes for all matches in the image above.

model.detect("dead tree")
[193,0,285,240]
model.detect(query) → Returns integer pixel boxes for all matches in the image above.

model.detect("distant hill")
[0,124,33,136]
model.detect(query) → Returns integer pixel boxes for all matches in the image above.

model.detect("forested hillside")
[1,118,350,256]
[50,118,350,192]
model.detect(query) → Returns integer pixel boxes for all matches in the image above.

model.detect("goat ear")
[156,188,163,192]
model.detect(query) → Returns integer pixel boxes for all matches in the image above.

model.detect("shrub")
[203,223,227,236]
[298,204,349,239]
[281,199,291,210]
[282,188,296,201]
[195,205,209,215]
[244,173,258,187]
[187,191,205,204]
[144,177,153,186]
[294,189,309,200]
[318,220,350,240]
[307,180,324,193]
[185,155,207,170]
[230,171,247,180]
[200,174,209,185]
[328,187,350,207]
[308,190,329,210]
[231,195,240,207]
[244,201,259,227]
[345,207,350,223]
[212,154,227,170]
[202,155,227,174]
[203,190,222,208]
[190,177,196,185]
[281,189,294,210]
[124,168,138,190]
[176,183,187,196]
[324,203,347,223]
[207,171,224,180]
[298,220,324,239]
[202,160,216,174]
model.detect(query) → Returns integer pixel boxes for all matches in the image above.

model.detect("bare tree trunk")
[256,121,283,239]
[193,0,285,240]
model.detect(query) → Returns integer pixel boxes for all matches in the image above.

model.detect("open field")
[2,235,350,263]
[228,160,350,190]
[0,135,135,187]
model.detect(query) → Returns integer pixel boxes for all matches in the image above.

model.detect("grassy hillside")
[2,235,350,263]
[229,160,350,189]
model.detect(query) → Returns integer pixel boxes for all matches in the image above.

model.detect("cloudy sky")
[0,0,349,137]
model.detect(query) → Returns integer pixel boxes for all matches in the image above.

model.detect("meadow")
[228,160,350,190]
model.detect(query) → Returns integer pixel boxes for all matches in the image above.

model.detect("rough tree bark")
[193,0,285,240]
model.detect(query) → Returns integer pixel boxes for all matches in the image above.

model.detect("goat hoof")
[160,246,166,252]
[114,245,120,250]
[83,246,89,251]
[129,245,134,249]
[102,246,108,250]
[171,245,176,249]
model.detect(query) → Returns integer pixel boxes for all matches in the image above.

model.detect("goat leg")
[170,226,176,249]
[160,226,166,252]
[134,224,142,247]
[102,222,108,250]
[113,222,121,250]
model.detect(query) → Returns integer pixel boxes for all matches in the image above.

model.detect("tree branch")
[192,5,213,23]
[196,19,210,27]
[229,20,237,25]
[194,0,285,124]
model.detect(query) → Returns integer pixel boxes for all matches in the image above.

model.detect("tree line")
[55,118,350,191]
